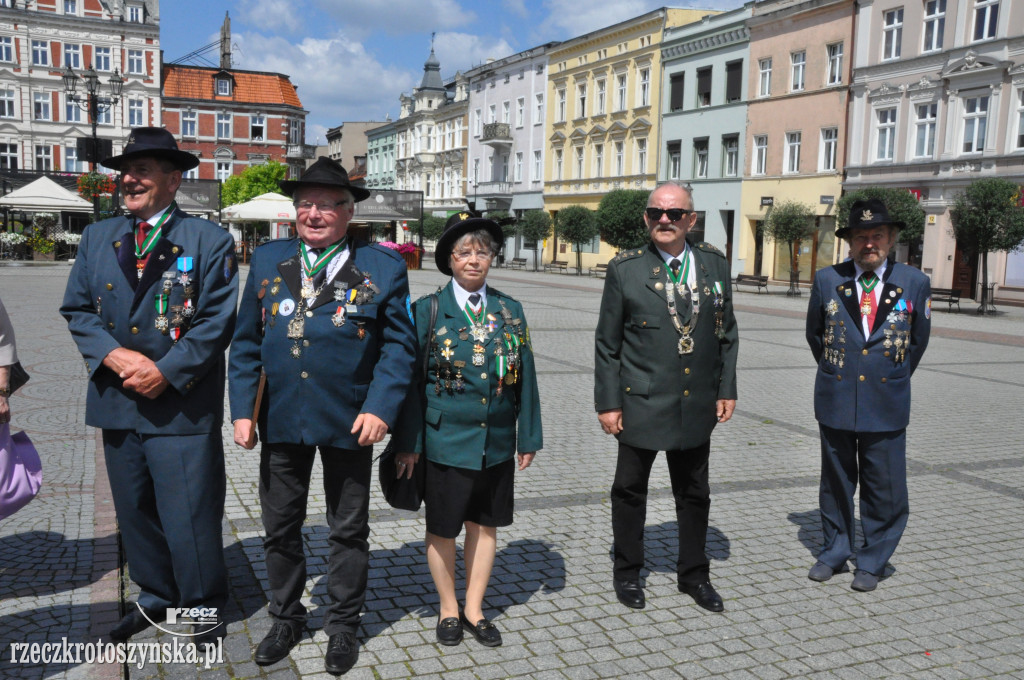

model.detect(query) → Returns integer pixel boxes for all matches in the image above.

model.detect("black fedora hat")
[101,127,200,171]
[838,198,904,238]
[434,211,504,276]
[279,157,371,202]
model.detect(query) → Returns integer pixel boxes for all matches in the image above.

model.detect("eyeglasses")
[294,200,349,214]
[451,249,493,262]
[645,207,692,221]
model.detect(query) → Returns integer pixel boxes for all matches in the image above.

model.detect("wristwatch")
[0,386,10,397]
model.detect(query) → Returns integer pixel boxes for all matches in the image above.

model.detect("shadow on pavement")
[0,604,99,679]
[787,509,822,558]
[0,531,112,599]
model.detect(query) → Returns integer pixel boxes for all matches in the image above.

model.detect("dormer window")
[127,3,143,22]
[217,78,231,96]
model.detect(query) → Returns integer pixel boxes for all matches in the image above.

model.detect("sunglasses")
[645,207,692,221]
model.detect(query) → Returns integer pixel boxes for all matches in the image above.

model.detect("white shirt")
[854,260,888,339]
[136,203,172,228]
[302,242,351,303]
[452,278,487,312]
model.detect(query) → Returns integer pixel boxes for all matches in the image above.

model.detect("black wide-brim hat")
[838,197,904,239]
[279,156,371,202]
[434,211,504,276]
[101,127,200,171]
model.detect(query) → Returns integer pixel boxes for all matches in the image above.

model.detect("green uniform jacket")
[594,241,738,451]
[393,281,543,470]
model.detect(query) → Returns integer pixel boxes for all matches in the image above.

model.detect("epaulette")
[612,248,646,263]
[368,242,405,262]
[696,242,725,258]
[488,285,511,300]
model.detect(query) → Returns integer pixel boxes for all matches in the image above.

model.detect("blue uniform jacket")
[806,258,931,433]
[228,238,416,449]
[393,281,543,470]
[60,208,238,434]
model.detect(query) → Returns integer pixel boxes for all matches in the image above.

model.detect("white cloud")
[313,0,475,37]
[502,0,529,19]
[433,31,516,75]
[236,0,303,35]
[534,0,746,42]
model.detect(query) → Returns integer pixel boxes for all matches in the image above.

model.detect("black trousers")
[611,440,711,585]
[259,443,372,636]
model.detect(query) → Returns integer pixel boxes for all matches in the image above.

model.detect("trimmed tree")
[517,210,553,271]
[760,199,815,296]
[555,205,599,276]
[950,178,1024,314]
[220,160,288,208]
[409,215,447,242]
[837,187,926,260]
[596,189,649,251]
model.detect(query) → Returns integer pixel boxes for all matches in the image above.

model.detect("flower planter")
[401,250,421,269]
[33,250,55,261]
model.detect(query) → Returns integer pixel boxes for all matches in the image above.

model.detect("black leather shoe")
[254,621,301,666]
[436,616,463,646]
[192,618,225,648]
[679,581,725,612]
[613,579,645,609]
[460,612,502,647]
[109,605,164,641]
[325,632,359,675]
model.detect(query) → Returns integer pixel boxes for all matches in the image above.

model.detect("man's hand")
[517,452,536,470]
[104,347,169,399]
[716,399,736,423]
[598,408,623,435]
[351,412,388,447]
[234,419,256,450]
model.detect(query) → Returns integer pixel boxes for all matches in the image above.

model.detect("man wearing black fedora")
[805,198,931,592]
[61,127,238,644]
[228,157,416,674]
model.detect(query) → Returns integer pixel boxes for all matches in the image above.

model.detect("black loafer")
[325,632,359,675]
[192,618,225,648]
[460,613,502,647]
[254,621,301,666]
[679,581,724,612]
[436,616,463,645]
[613,579,645,609]
[109,604,164,641]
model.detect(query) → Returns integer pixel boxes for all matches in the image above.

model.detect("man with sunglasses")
[229,157,416,674]
[595,181,738,613]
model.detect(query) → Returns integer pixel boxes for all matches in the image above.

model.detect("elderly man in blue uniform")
[60,127,238,644]
[229,157,416,675]
[595,182,739,612]
[805,198,931,592]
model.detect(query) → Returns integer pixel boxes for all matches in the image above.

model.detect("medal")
[678,336,694,354]
[95,296,102,315]
[258,279,269,300]
[270,302,280,327]
[279,299,295,316]
[287,316,304,339]
[470,324,488,342]
[290,344,302,358]
[357,324,366,340]
[332,305,346,327]
[472,344,485,366]
[826,300,838,316]
[177,256,193,285]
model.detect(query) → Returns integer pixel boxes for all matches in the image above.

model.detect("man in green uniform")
[594,181,738,611]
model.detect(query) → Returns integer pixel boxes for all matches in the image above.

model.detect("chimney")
[220,12,231,69]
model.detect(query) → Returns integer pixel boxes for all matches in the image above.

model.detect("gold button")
[480,422,487,428]
[684,367,690,375]
[884,351,890,357]
[300,371,309,379]
[172,246,180,254]
[481,397,487,405]
[302,340,310,347]
[107,322,114,329]
[837,375,842,381]
[881,377,887,383]
[839,321,844,326]
[130,326,139,334]
[480,373,487,380]
[890,324,896,329]
[859,375,865,382]
[306,310,313,318]
[683,389,690,397]
[840,348,845,353]
[625,387,631,393]
[106,283,113,290]
[862,349,868,355]
[113,241,121,248]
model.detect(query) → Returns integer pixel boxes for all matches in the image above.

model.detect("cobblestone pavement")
[2,262,1023,680]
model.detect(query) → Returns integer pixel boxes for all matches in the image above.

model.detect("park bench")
[545,260,569,274]
[506,257,528,270]
[735,274,769,293]
[931,287,961,312]
[588,263,608,277]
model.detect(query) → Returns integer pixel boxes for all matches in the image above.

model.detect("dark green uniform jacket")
[594,241,738,451]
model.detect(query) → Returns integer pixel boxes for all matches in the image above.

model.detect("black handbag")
[378,293,437,511]
[8,362,29,394]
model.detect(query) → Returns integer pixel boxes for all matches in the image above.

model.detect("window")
[97,107,111,125]
[65,145,83,172]
[35,145,52,171]
[502,100,510,124]
[726,60,742,102]
[556,88,566,122]
[128,99,144,127]
[216,78,230,95]
[289,119,302,144]
[574,146,584,178]
[64,0,77,13]
[915,103,937,157]
[723,136,739,177]
[66,97,82,122]
[499,155,509,182]
[474,109,481,135]
[182,110,197,138]
[1016,90,1024,149]
[33,92,50,121]
[0,89,14,118]
[826,43,844,85]
[876,108,897,160]
[785,132,801,173]
[32,40,49,67]
[216,162,231,181]
[127,3,143,22]
[516,97,524,127]
[923,0,946,52]
[615,141,624,175]
[593,143,603,177]
[669,73,684,112]
[94,47,111,72]
[973,0,998,41]
[183,166,198,180]
[639,68,650,107]
[554,148,563,180]
[217,112,231,139]
[791,52,805,92]
[962,95,988,153]
[250,113,264,140]
[596,79,606,114]
[883,9,903,60]
[0,143,17,170]
[0,37,11,63]
[128,50,144,75]
[472,157,480,184]
[616,73,627,110]
[696,67,711,107]
[534,94,543,124]
[758,58,772,97]
[753,135,767,175]
[64,43,81,69]
[577,83,587,119]
[820,128,838,170]
[667,141,680,179]
[514,151,523,182]
[533,150,541,181]
[636,138,647,173]
[694,139,708,178]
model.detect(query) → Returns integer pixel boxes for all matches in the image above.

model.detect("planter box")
[33,250,55,261]
[401,250,421,269]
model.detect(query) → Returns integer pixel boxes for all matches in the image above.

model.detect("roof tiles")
[163,65,303,108]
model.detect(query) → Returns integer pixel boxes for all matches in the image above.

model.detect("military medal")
[287,314,305,339]
[258,279,269,300]
[270,301,280,327]
[472,344,485,366]
[826,299,839,317]
[436,326,448,337]
[95,296,102,315]
[453,360,466,392]
[463,299,488,342]
[357,324,366,340]
[177,256,193,285]
[301,277,316,300]
[441,339,454,361]
[332,305,346,327]
[333,281,348,301]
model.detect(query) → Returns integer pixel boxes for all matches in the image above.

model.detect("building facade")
[845,0,1024,302]
[0,0,160,173]
[740,0,854,282]
[365,120,398,192]
[325,120,379,169]
[660,4,753,272]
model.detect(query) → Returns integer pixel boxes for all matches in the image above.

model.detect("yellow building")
[542,7,716,270]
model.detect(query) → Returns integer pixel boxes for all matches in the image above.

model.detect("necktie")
[669,258,681,279]
[135,221,151,277]
[309,248,327,289]
[859,271,879,332]
[468,292,481,311]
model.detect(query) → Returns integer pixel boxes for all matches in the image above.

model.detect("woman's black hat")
[101,127,200,171]
[434,211,504,276]
[279,156,371,202]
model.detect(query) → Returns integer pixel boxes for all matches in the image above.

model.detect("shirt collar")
[451,278,487,311]
[656,243,690,267]
[135,203,173,227]
[854,259,887,283]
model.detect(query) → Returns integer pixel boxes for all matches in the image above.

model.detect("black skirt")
[424,457,515,538]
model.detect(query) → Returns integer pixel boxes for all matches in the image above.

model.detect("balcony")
[414,151,436,165]
[480,122,512,148]
[474,181,513,206]
[286,144,316,160]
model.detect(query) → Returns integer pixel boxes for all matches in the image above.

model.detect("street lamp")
[62,64,124,221]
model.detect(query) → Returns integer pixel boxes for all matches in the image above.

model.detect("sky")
[160,0,748,145]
